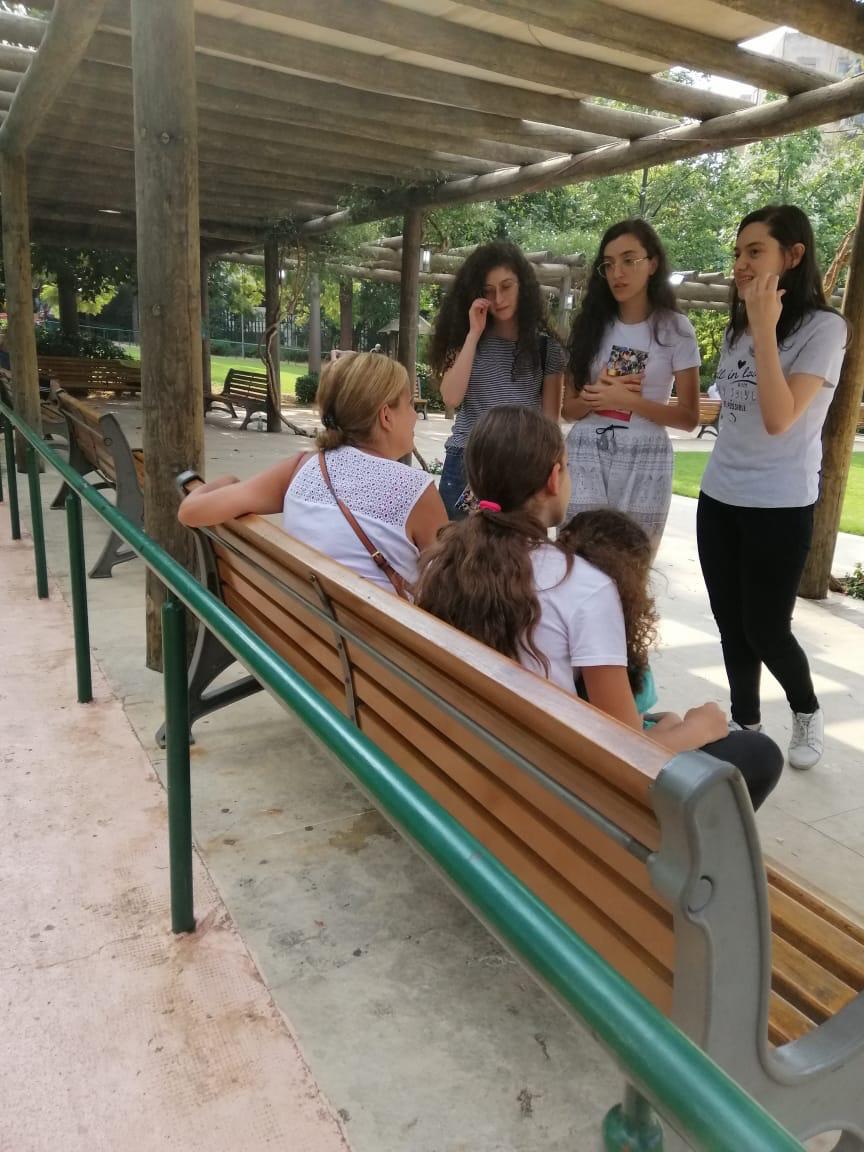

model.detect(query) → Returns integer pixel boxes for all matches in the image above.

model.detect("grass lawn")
[672,452,864,536]
[208,355,305,396]
[124,346,306,395]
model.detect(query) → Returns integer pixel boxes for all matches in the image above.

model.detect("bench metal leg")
[603,1085,663,1151]
[89,529,138,579]
[154,616,262,747]
[50,436,92,508]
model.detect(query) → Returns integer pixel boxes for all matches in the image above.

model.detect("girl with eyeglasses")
[563,219,701,551]
[429,240,566,520]
[698,205,848,771]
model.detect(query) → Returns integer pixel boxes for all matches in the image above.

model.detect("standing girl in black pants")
[698,205,848,771]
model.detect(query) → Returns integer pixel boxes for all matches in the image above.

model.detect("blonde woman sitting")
[179,352,447,596]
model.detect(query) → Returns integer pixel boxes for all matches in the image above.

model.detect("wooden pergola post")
[0,151,41,469]
[339,276,353,350]
[800,187,864,599]
[200,249,211,398]
[130,0,204,669]
[397,209,423,383]
[308,271,322,374]
[264,233,281,432]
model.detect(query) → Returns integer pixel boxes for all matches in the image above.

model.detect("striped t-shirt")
[445,333,566,451]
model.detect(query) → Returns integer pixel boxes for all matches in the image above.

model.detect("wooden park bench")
[204,368,270,430]
[50,389,144,578]
[0,377,66,441]
[37,356,141,396]
[667,395,721,438]
[413,378,428,420]
[172,477,864,1150]
[857,401,864,434]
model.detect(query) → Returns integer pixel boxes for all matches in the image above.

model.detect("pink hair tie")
[477,500,502,512]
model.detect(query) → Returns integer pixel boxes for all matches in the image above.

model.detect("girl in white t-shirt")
[178,352,447,595]
[415,407,783,809]
[698,205,848,772]
[562,219,701,551]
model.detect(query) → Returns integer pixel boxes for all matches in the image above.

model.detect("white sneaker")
[788,708,824,770]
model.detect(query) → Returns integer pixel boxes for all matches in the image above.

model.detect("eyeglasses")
[596,256,650,279]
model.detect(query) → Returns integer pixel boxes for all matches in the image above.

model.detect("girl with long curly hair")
[429,241,566,520]
[563,219,701,551]
[415,407,782,810]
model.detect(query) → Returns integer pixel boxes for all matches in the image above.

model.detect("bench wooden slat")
[770,887,864,989]
[768,865,864,948]
[357,704,675,1012]
[768,991,817,1045]
[354,666,675,969]
[771,935,858,1023]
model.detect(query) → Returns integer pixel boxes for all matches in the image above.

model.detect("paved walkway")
[0,513,351,1152]
[2,399,860,1152]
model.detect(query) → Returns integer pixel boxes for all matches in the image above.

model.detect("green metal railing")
[0,398,806,1152]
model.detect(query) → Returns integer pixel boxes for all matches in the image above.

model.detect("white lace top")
[282,446,434,594]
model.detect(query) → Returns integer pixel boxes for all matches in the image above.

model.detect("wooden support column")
[131,0,203,669]
[397,209,424,384]
[800,188,864,598]
[0,151,41,469]
[200,250,211,398]
[339,277,353,350]
[264,234,281,433]
[308,271,321,375]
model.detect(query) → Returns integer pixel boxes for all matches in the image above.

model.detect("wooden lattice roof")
[1,0,863,249]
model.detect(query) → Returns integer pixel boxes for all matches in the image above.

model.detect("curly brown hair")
[558,510,659,695]
[415,407,568,674]
[428,241,553,377]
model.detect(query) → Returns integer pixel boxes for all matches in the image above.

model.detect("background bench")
[173,484,864,1150]
[51,390,143,578]
[413,379,428,419]
[668,395,720,438]
[204,368,270,430]
[37,356,141,396]
[0,377,66,441]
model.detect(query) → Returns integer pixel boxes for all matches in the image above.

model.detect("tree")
[31,246,135,338]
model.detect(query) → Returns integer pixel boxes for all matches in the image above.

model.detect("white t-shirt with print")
[701,310,847,508]
[518,544,627,691]
[579,313,701,432]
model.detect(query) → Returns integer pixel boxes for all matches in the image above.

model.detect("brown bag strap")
[317,450,410,600]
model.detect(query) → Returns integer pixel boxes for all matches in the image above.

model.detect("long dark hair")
[728,204,837,347]
[558,510,658,697]
[415,407,568,673]
[429,241,552,377]
[568,219,682,391]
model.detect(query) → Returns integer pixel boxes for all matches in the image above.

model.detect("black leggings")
[697,491,818,727]
[700,730,783,811]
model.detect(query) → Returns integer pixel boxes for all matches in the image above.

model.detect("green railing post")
[0,422,4,503]
[163,592,195,934]
[604,1084,665,1151]
[25,442,49,599]
[65,492,93,704]
[3,415,21,539]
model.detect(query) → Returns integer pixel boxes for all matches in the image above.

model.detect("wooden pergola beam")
[0,45,35,74]
[80,32,676,141]
[0,11,47,51]
[300,72,864,233]
[196,5,745,123]
[0,1,108,156]
[68,74,608,159]
[711,0,864,55]
[457,0,832,97]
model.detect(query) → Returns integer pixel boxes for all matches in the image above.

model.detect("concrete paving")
[2,397,861,1152]
[0,512,351,1152]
